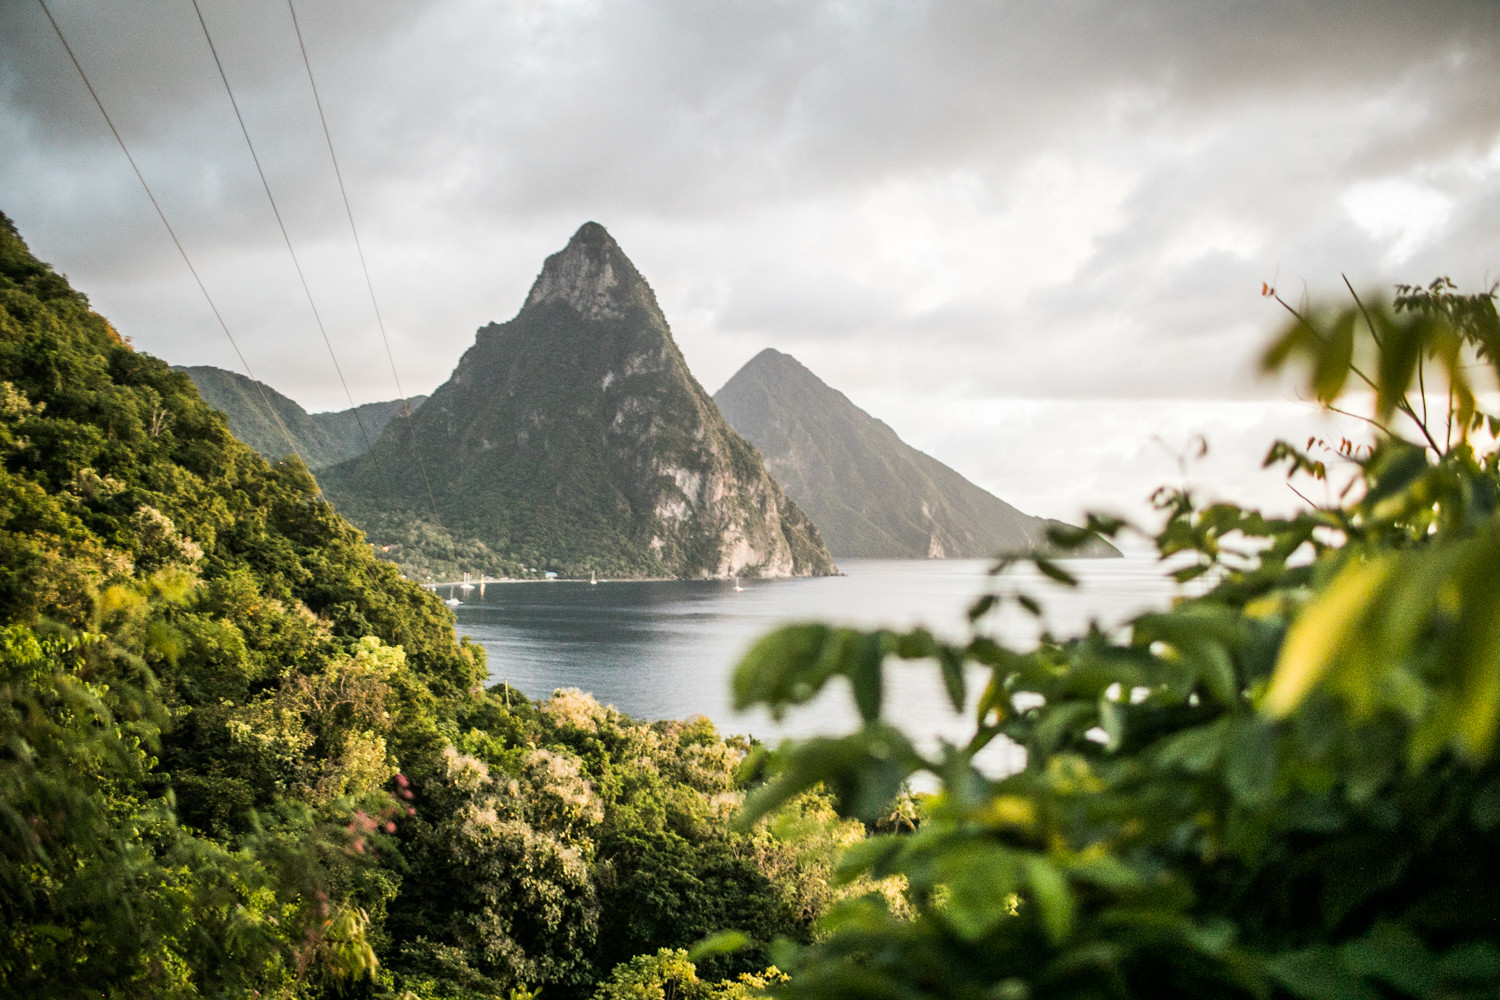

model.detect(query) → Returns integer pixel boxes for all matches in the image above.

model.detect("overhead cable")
[187,0,381,467]
[284,0,444,524]
[34,0,313,481]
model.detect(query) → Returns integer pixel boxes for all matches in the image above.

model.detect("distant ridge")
[176,365,425,470]
[714,349,1118,559]
[318,223,836,581]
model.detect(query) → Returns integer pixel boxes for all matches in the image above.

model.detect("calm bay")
[448,554,1181,767]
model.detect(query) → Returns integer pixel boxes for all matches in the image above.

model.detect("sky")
[3,0,1499,531]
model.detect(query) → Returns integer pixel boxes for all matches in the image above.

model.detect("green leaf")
[1471,779,1500,830]
[1064,854,1141,892]
[1435,941,1500,983]
[1154,718,1229,774]
[1339,923,1435,996]
[1314,310,1356,403]
[1362,444,1429,509]
[1265,946,1382,1000]
[833,834,906,884]
[1374,308,1424,420]
[1172,563,1212,584]
[732,623,835,715]
[1022,854,1074,945]
[767,937,802,973]
[1197,641,1239,706]
[1453,537,1500,759]
[1135,608,1242,704]
[1032,702,1096,756]
[1264,557,1394,718]
[939,647,966,713]
[895,627,938,660]
[1034,557,1079,588]
[1097,697,1124,751]
[1262,314,1317,374]
[1046,523,1090,549]
[735,725,921,827]
[935,842,1020,940]
[850,631,886,723]
[1224,718,1279,808]
[688,930,750,962]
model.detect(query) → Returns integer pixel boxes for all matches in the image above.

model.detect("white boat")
[733,577,744,592]
[459,572,475,592]
[444,597,461,608]
[590,571,597,585]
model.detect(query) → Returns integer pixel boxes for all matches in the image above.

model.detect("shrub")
[732,279,1500,1000]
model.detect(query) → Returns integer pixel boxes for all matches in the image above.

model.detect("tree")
[590,947,788,1000]
[1,208,860,998]
[732,278,1500,999]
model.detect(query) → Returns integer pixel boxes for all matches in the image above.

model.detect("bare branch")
[1287,483,1319,509]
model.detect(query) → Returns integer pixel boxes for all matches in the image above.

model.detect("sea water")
[448,555,1182,770]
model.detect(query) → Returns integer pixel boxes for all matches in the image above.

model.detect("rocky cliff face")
[320,224,836,580]
[714,348,1118,559]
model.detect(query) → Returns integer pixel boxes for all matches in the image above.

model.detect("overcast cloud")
[3,0,1498,524]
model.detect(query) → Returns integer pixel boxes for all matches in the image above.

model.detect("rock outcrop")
[320,224,836,580]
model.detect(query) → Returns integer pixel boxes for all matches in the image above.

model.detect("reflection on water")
[450,557,1183,767]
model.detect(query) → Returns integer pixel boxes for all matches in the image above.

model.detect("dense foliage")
[179,363,425,472]
[0,212,858,998]
[343,511,545,586]
[732,278,1500,999]
[13,191,1500,1000]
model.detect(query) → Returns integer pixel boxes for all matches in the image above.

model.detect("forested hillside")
[13,199,1497,1000]
[178,363,425,469]
[0,211,869,998]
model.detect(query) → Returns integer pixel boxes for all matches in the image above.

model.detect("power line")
[284,0,444,526]
[34,0,313,482]
[186,0,381,468]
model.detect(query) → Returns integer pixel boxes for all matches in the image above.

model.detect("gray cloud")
[3,0,1499,516]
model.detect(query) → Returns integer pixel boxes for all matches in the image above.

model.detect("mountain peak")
[741,347,812,380]
[321,226,836,581]
[715,352,1119,559]
[525,221,645,320]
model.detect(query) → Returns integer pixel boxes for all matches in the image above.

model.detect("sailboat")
[459,572,475,592]
[733,577,744,592]
[590,571,597,585]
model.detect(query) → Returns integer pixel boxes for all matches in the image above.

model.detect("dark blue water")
[448,557,1179,768]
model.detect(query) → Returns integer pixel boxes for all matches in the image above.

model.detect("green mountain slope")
[0,207,485,985]
[713,348,1118,558]
[176,363,424,469]
[0,211,849,998]
[320,223,836,580]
